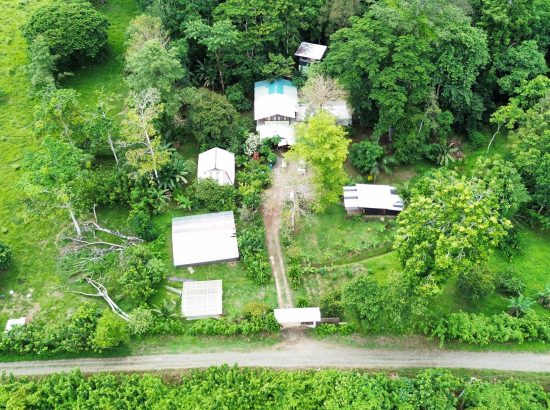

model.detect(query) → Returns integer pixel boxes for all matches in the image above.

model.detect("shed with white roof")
[343,184,404,216]
[197,147,235,185]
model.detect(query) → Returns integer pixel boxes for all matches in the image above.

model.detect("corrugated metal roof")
[182,280,222,319]
[197,147,235,185]
[257,121,296,146]
[172,211,239,267]
[274,308,321,324]
[295,42,327,60]
[254,79,298,120]
[343,184,404,211]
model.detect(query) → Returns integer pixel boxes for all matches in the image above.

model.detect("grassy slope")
[0,1,138,327]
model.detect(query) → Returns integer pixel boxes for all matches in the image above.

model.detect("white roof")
[297,101,352,124]
[197,147,235,185]
[182,280,222,319]
[172,211,239,267]
[5,317,26,333]
[274,308,321,324]
[295,42,327,60]
[257,121,296,146]
[344,184,404,211]
[254,79,298,120]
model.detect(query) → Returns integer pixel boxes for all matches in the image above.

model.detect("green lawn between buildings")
[291,133,550,350]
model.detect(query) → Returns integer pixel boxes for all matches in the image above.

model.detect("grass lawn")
[288,204,395,265]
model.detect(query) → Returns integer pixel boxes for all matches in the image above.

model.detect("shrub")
[117,245,166,304]
[349,140,384,175]
[496,270,526,296]
[0,242,12,270]
[287,263,304,289]
[22,1,109,68]
[314,323,357,336]
[189,313,279,336]
[242,301,270,319]
[342,274,383,323]
[320,289,343,318]
[226,84,251,112]
[507,294,535,317]
[127,207,158,241]
[127,307,155,336]
[188,178,237,212]
[457,269,495,301]
[93,310,129,349]
[536,285,550,308]
[238,216,271,284]
[467,130,486,149]
[431,311,550,346]
[497,226,523,260]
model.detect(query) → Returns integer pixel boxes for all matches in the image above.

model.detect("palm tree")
[536,285,550,308]
[507,294,535,317]
[152,299,179,319]
[370,155,398,179]
[396,181,413,204]
[432,143,458,167]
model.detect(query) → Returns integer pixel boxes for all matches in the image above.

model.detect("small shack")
[343,184,404,216]
[295,42,328,71]
[197,147,235,185]
[254,79,298,146]
[172,211,239,267]
[4,317,26,333]
[181,280,223,320]
[274,307,321,328]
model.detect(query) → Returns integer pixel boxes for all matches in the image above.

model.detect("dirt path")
[262,157,293,308]
[2,337,550,376]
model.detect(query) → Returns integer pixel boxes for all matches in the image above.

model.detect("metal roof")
[197,147,235,185]
[257,121,296,146]
[274,308,321,324]
[172,211,239,267]
[343,184,404,211]
[295,42,327,60]
[254,79,298,120]
[182,280,222,319]
[296,101,352,125]
[4,317,26,333]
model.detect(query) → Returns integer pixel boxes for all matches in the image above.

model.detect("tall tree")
[125,39,185,116]
[22,138,91,236]
[120,88,171,182]
[289,111,350,211]
[185,19,239,91]
[323,0,488,162]
[84,91,120,164]
[395,169,511,285]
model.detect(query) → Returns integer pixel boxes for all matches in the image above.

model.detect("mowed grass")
[0,0,138,328]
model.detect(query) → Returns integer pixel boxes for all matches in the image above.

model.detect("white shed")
[181,280,223,320]
[197,147,235,185]
[172,211,239,267]
[343,184,404,215]
[295,42,328,69]
[4,317,26,333]
[274,307,321,328]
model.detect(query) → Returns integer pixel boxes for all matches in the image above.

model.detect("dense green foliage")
[349,140,384,176]
[0,242,12,271]
[1,367,549,408]
[22,1,109,68]
[323,0,488,162]
[187,177,237,212]
[432,311,550,346]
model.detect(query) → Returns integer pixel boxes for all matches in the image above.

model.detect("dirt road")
[2,337,550,376]
[262,157,293,308]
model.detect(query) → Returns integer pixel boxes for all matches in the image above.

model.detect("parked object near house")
[4,317,26,333]
[254,79,298,146]
[343,184,404,216]
[181,280,222,320]
[295,42,327,71]
[172,211,239,267]
[274,307,321,328]
[297,100,352,126]
[197,147,235,185]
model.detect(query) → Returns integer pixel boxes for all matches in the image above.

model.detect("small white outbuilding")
[274,307,321,328]
[4,317,26,333]
[172,211,239,267]
[343,184,404,216]
[295,42,327,71]
[197,147,235,185]
[181,280,223,320]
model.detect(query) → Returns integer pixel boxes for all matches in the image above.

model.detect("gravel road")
[2,338,550,376]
